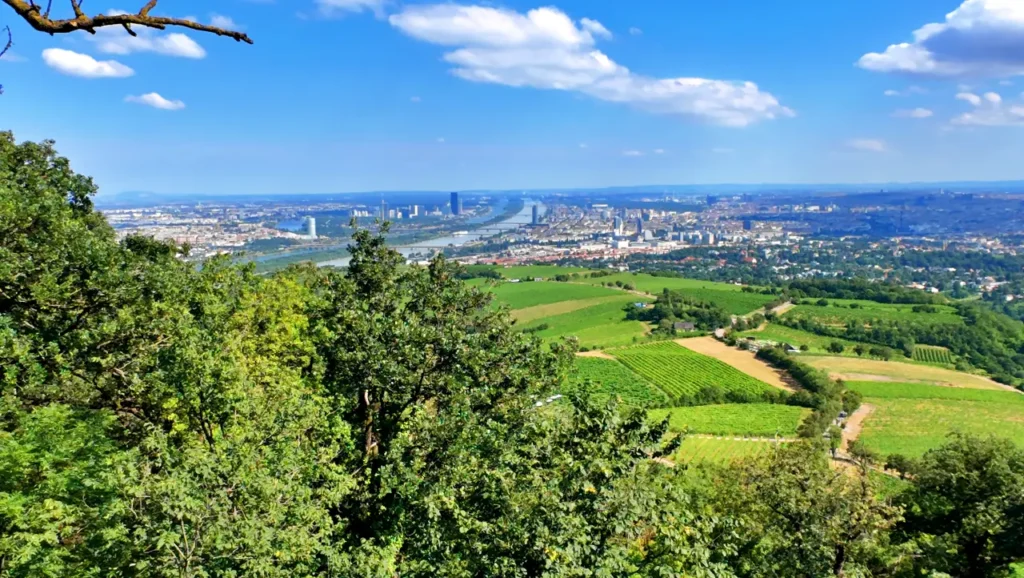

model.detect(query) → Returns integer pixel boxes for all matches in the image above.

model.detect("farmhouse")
[674,321,696,332]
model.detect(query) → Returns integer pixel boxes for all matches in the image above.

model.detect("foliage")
[912,345,954,365]
[0,132,737,576]
[613,342,785,406]
[895,434,1024,578]
[624,288,732,333]
[709,441,902,577]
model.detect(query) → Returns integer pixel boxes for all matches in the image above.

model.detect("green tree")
[895,433,1024,578]
[827,341,846,354]
[712,442,901,577]
[854,344,867,357]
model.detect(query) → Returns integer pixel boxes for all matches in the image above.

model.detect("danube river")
[317,199,544,268]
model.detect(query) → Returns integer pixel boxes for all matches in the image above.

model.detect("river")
[317,199,544,268]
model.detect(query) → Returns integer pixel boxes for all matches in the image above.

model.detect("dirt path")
[575,350,615,360]
[674,336,796,392]
[770,302,795,316]
[840,403,875,452]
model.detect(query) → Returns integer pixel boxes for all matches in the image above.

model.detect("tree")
[854,344,867,357]
[711,441,901,577]
[827,425,843,458]
[2,0,251,44]
[884,454,917,480]
[1,132,733,576]
[895,433,1024,578]
[848,439,879,468]
[827,341,846,354]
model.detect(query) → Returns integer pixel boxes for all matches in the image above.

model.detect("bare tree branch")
[0,25,10,59]
[2,0,253,43]
[0,26,11,95]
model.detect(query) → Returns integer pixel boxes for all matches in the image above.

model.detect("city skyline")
[3,0,1024,195]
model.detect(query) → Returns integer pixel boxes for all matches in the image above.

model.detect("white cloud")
[578,143,588,148]
[210,14,241,29]
[389,4,792,127]
[628,27,642,36]
[999,79,1014,86]
[317,0,385,16]
[125,92,186,110]
[410,95,422,102]
[436,137,446,143]
[847,138,888,153]
[892,107,934,118]
[858,0,1024,78]
[580,18,612,39]
[952,90,1024,126]
[653,148,665,154]
[884,86,927,97]
[41,48,134,78]
[93,25,206,58]
[622,150,644,157]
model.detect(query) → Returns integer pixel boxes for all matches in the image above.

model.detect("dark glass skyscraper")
[531,204,540,225]
[450,192,462,216]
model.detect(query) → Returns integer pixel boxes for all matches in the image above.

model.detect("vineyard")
[649,403,810,437]
[672,437,784,465]
[846,381,1024,404]
[612,342,781,403]
[912,345,954,365]
[567,357,668,407]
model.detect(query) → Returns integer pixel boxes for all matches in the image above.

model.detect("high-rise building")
[743,219,753,231]
[636,217,644,236]
[613,215,623,235]
[410,205,420,217]
[306,216,317,239]
[380,200,388,219]
[531,204,540,225]
[450,192,462,216]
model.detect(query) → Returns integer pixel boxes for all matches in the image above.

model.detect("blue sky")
[3,0,1024,196]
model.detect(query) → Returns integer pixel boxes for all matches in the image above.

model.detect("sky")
[2,0,1024,196]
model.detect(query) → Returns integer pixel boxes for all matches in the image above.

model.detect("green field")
[912,345,954,365]
[649,404,809,437]
[806,356,1005,390]
[612,342,780,402]
[672,437,783,465]
[784,299,962,326]
[486,265,590,279]
[847,381,1024,403]
[857,398,1024,457]
[567,357,668,407]
[486,281,623,310]
[520,296,651,349]
[868,471,911,500]
[574,273,772,314]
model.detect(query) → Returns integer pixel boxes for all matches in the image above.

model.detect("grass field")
[805,356,1006,390]
[520,296,651,349]
[672,437,783,465]
[649,404,809,437]
[575,273,773,315]
[612,342,780,402]
[486,281,623,310]
[912,345,954,365]
[868,471,911,499]
[847,381,1024,403]
[855,398,1024,457]
[567,357,668,407]
[784,299,962,326]
[511,296,625,324]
